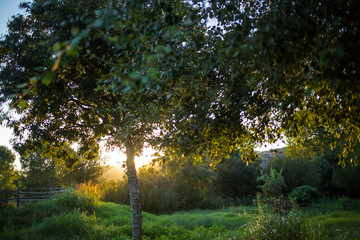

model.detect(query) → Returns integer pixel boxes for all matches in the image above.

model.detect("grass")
[0,193,359,239]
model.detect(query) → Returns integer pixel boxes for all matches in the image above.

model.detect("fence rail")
[1,188,71,208]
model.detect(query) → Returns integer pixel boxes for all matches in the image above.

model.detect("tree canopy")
[203,0,360,163]
[0,146,17,190]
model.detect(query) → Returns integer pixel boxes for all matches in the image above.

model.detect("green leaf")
[18,100,27,109]
[93,19,103,28]
[42,71,55,86]
[129,72,141,80]
[148,68,157,80]
[29,77,37,85]
[71,27,80,36]
[33,66,44,72]
[16,83,28,89]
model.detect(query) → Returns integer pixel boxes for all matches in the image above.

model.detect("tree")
[20,145,105,188]
[216,151,258,204]
[59,157,106,187]
[203,0,360,164]
[0,1,205,239]
[0,146,17,190]
[20,152,59,188]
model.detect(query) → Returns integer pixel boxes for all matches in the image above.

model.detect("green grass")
[1,194,359,239]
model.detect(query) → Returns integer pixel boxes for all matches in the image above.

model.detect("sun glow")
[104,147,156,169]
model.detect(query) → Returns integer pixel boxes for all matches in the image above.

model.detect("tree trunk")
[125,141,142,240]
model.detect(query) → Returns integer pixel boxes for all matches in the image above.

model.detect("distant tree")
[0,146,17,190]
[269,156,320,194]
[216,151,258,204]
[21,144,106,188]
[332,165,360,198]
[58,155,106,187]
[20,152,59,188]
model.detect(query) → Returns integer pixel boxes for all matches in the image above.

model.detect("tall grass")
[0,192,359,240]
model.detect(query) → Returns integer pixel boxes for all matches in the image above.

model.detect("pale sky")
[0,0,27,141]
[0,0,29,168]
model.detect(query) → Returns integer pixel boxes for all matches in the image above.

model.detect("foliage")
[101,179,129,205]
[75,180,102,201]
[54,190,98,214]
[289,185,321,207]
[0,146,17,190]
[258,167,286,197]
[2,0,360,237]
[20,152,59,188]
[331,165,360,197]
[198,0,360,165]
[20,148,106,188]
[1,198,360,239]
[311,151,340,196]
[160,154,222,210]
[101,159,222,214]
[27,211,96,240]
[60,159,107,187]
[0,0,207,237]
[241,201,319,240]
[216,151,259,205]
[337,197,360,212]
[269,156,320,193]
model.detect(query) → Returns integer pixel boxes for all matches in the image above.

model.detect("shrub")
[265,196,293,213]
[241,203,319,240]
[269,156,320,193]
[29,211,96,239]
[289,185,321,207]
[311,152,339,196]
[54,190,97,214]
[332,165,360,197]
[76,180,102,200]
[258,167,286,197]
[337,197,360,212]
[216,152,259,203]
[101,180,129,205]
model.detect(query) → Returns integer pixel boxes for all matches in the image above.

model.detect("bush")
[269,156,320,193]
[76,180,102,200]
[311,152,339,196]
[28,211,96,240]
[332,165,360,197]
[241,203,319,240]
[101,180,129,205]
[258,167,286,197]
[216,152,259,203]
[289,185,321,207]
[54,190,97,214]
[337,197,360,212]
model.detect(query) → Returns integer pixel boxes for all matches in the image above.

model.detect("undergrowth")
[0,191,359,240]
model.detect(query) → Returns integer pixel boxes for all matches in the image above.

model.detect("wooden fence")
[0,188,70,208]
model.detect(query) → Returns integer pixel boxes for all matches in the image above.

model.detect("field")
[0,192,359,240]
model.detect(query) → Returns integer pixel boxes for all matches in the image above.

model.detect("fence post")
[17,188,20,208]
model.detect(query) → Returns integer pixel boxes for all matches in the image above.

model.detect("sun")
[104,147,156,169]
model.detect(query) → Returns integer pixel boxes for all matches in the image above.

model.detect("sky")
[0,0,28,169]
[0,0,284,170]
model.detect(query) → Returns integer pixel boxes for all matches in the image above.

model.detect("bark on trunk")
[125,141,142,240]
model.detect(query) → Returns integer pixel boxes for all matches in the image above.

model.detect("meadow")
[0,191,359,240]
